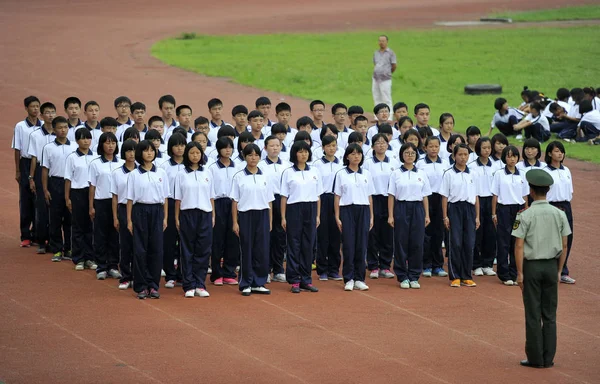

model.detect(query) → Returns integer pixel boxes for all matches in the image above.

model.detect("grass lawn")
[152,26,600,163]
[491,5,600,22]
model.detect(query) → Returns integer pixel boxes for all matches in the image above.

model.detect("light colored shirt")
[89,156,123,199]
[468,158,494,197]
[28,126,55,161]
[110,164,133,204]
[174,166,215,212]
[280,165,323,204]
[372,48,397,81]
[126,165,170,204]
[420,156,450,194]
[388,166,431,201]
[41,139,78,178]
[544,164,573,202]
[208,159,238,199]
[64,149,97,189]
[491,167,528,205]
[258,157,292,195]
[362,156,400,196]
[333,167,375,206]
[230,168,274,212]
[440,166,477,205]
[312,156,344,194]
[12,118,42,158]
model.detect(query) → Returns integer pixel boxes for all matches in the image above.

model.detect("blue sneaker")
[328,273,343,281]
[319,273,328,281]
[422,268,432,277]
[433,267,448,277]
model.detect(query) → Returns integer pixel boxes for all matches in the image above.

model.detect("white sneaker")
[161,269,166,277]
[272,273,286,283]
[516,134,523,140]
[482,267,497,276]
[400,279,410,289]
[251,286,271,294]
[503,280,514,286]
[96,271,107,280]
[369,269,379,279]
[354,281,369,291]
[195,288,210,297]
[207,267,212,274]
[344,280,354,291]
[473,268,484,276]
[108,269,122,279]
[185,289,195,298]
[164,280,176,289]
[75,262,85,271]
[84,260,98,270]
[118,281,130,290]
[266,275,271,284]
[379,269,395,279]
[241,287,251,296]
[409,281,421,289]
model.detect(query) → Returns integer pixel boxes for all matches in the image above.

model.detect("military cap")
[526,169,554,187]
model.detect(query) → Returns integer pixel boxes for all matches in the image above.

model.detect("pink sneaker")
[213,278,223,286]
[223,278,238,285]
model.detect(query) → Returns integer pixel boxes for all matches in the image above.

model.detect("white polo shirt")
[516,160,547,175]
[258,157,292,195]
[362,156,400,196]
[419,156,450,194]
[27,126,55,162]
[159,158,185,199]
[578,110,600,129]
[67,119,85,142]
[119,125,148,142]
[337,126,355,149]
[366,124,400,142]
[438,135,451,160]
[524,113,550,132]
[490,155,505,173]
[208,159,239,199]
[312,145,344,162]
[468,158,494,197]
[233,134,265,152]
[230,168,275,212]
[280,165,323,204]
[12,118,42,159]
[333,167,375,206]
[543,100,570,118]
[89,156,123,199]
[389,166,431,202]
[126,165,170,204]
[312,156,344,194]
[232,154,247,170]
[41,139,78,177]
[115,118,134,140]
[544,164,573,202]
[64,149,97,189]
[364,147,399,164]
[491,108,524,128]
[491,167,528,205]
[174,166,215,212]
[440,166,477,205]
[153,152,169,168]
[110,164,133,204]
[568,104,581,119]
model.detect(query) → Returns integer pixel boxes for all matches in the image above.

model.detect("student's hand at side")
[89,207,95,221]
[15,171,20,184]
[29,179,36,193]
[316,216,320,228]
[113,218,119,231]
[424,216,431,227]
[336,218,342,233]
[175,219,180,232]
[44,190,52,205]
[232,223,240,237]
[475,217,480,230]
[369,216,374,231]
[444,217,450,230]
[492,215,498,227]
[212,215,215,228]
[66,199,72,213]
[517,273,524,291]
[127,221,133,235]
[163,219,168,231]
[387,216,394,228]
[281,218,287,232]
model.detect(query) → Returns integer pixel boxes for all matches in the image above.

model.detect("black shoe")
[520,360,544,368]
[149,288,160,299]
[544,362,555,368]
[291,284,301,294]
[300,283,319,292]
[137,289,148,300]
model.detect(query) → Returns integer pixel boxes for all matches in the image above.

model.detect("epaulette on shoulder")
[517,207,528,214]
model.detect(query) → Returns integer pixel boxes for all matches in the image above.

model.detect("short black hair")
[342,143,364,167]
[158,95,176,109]
[194,116,209,126]
[255,97,271,108]
[402,129,422,149]
[501,145,520,163]
[530,102,543,113]
[97,132,119,156]
[494,98,507,111]
[397,116,413,128]
[144,129,163,144]
[424,135,440,147]
[354,115,369,125]
[216,137,234,157]
[237,131,255,155]
[100,117,119,129]
[64,96,81,109]
[40,102,56,114]
[75,127,92,141]
[270,123,287,135]
[294,131,313,147]
[167,133,187,157]
[491,133,509,149]
[208,98,223,110]
[120,139,137,159]
[122,127,140,142]
[183,141,205,167]
[373,103,389,115]
[52,116,68,128]
[321,135,337,147]
[24,96,40,108]
[448,134,466,153]
[135,140,157,165]
[148,115,164,127]
[172,127,188,138]
[453,143,470,157]
[475,137,492,157]
[289,140,312,164]
[348,131,364,144]
[556,88,570,101]
[114,96,132,108]
[310,100,325,111]
[378,123,393,135]
[371,133,389,146]
[579,100,593,114]
[84,100,99,111]
[570,88,584,104]
[522,138,541,160]
[393,102,408,113]
[296,116,313,128]
[242,143,261,158]
[544,140,565,164]
[549,103,562,114]
[530,184,550,196]
[413,103,430,115]
[399,142,418,163]
[331,103,347,115]
[320,124,339,141]
[264,135,280,147]
[191,131,208,143]
[176,105,192,116]
[275,102,291,115]
[348,105,364,115]
[438,113,454,126]
[232,105,248,117]
[466,125,481,137]
[217,125,236,138]
[130,102,146,113]
[247,110,264,121]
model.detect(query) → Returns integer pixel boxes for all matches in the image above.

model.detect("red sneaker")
[213,278,224,286]
[20,240,31,248]
[223,278,238,285]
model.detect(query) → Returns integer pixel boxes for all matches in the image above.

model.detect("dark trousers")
[93,198,119,273]
[496,203,523,281]
[162,198,181,282]
[34,165,49,245]
[132,203,164,293]
[551,122,577,139]
[270,194,286,275]
[522,259,558,366]
[447,202,476,280]
[117,204,133,283]
[575,121,600,142]
[424,193,444,270]
[340,205,369,283]
[211,198,239,281]
[367,195,393,271]
[474,196,496,269]
[285,202,317,285]
[70,188,93,264]
[549,201,573,276]
[524,124,551,143]
[179,209,212,291]
[496,116,519,136]
[18,157,35,241]
[316,193,341,275]
[48,177,71,253]
[238,209,270,290]
[393,200,425,281]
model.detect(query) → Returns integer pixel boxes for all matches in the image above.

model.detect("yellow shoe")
[461,279,477,287]
[311,263,316,271]
[450,279,460,287]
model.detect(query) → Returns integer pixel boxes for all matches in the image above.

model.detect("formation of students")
[12,92,579,299]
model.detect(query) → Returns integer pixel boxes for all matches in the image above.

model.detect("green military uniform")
[512,170,571,368]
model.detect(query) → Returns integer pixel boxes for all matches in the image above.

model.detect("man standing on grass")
[372,35,396,114]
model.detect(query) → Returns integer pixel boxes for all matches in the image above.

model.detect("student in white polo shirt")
[231,144,275,296]
[233,131,255,169]
[191,132,211,165]
[258,136,292,283]
[41,117,77,261]
[333,144,376,292]
[89,132,123,280]
[440,144,480,288]
[366,103,400,142]
[110,139,137,290]
[114,96,134,139]
[12,96,42,248]
[513,102,551,143]
[576,100,600,143]
[363,133,399,280]
[280,141,323,293]
[160,133,187,289]
[126,140,170,299]
[121,127,140,145]
[174,141,215,298]
[312,135,344,281]
[388,142,432,289]
[490,133,508,172]
[268,123,292,161]
[488,97,525,137]
[468,137,497,278]
[313,124,344,161]
[208,137,240,286]
[543,141,575,284]
[65,128,96,270]
[491,145,529,286]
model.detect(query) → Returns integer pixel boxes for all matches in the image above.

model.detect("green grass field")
[491,5,600,22]
[152,26,600,163]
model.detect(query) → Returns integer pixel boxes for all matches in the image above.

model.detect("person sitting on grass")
[575,100,600,143]
[488,97,525,138]
[513,102,551,143]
